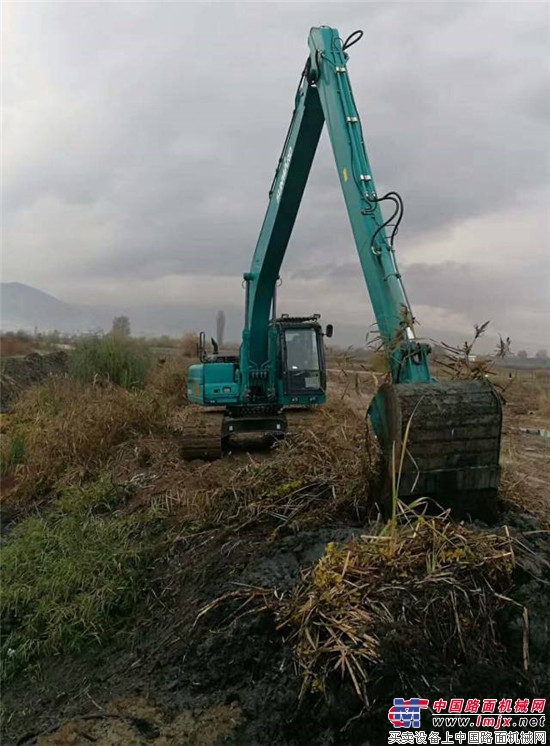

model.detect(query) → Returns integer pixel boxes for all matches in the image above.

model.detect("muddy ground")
[1,370,549,746]
[0,352,69,413]
[4,516,549,746]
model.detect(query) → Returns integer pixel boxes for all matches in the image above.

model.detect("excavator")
[183,26,502,512]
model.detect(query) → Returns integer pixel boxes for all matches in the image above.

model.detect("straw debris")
[165,403,377,533]
[274,517,517,702]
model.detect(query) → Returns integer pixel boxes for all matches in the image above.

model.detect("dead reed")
[1,378,170,504]
[275,516,518,701]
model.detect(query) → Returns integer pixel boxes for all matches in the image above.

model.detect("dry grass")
[0,379,170,505]
[365,351,388,374]
[536,386,550,417]
[156,403,378,534]
[434,322,510,382]
[499,464,543,521]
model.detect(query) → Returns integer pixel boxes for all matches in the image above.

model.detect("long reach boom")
[185,27,503,518]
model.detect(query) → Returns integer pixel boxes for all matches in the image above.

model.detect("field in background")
[0,333,548,745]
[0,330,201,358]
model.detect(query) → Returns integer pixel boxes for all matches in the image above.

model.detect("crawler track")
[178,407,325,461]
[178,409,225,461]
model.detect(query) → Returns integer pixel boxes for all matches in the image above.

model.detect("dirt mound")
[1,351,68,412]
[160,520,549,745]
[2,517,548,746]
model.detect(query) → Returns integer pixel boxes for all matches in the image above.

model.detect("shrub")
[0,475,160,681]
[146,355,189,405]
[181,332,199,358]
[69,335,153,389]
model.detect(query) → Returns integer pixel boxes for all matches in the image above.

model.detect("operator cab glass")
[283,327,323,393]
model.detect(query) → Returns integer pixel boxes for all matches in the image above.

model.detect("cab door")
[281,326,326,396]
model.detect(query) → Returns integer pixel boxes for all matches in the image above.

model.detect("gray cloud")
[291,258,548,312]
[2,1,549,349]
[289,257,549,350]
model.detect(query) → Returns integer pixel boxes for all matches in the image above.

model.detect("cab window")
[284,328,320,371]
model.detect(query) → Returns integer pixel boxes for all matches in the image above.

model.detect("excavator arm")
[243,26,429,386]
[187,26,503,517]
[243,79,324,372]
[241,26,502,515]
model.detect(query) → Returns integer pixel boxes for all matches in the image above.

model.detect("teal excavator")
[184,27,502,512]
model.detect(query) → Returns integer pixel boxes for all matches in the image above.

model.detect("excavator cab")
[276,315,327,404]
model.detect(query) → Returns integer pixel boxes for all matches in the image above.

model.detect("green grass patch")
[69,335,153,389]
[0,431,26,477]
[0,475,161,682]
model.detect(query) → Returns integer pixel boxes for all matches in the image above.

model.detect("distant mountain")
[3,282,536,353]
[0,282,241,339]
[0,282,105,334]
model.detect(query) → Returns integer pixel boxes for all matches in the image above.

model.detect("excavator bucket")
[369,380,503,519]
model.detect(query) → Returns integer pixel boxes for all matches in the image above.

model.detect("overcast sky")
[3,1,550,351]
